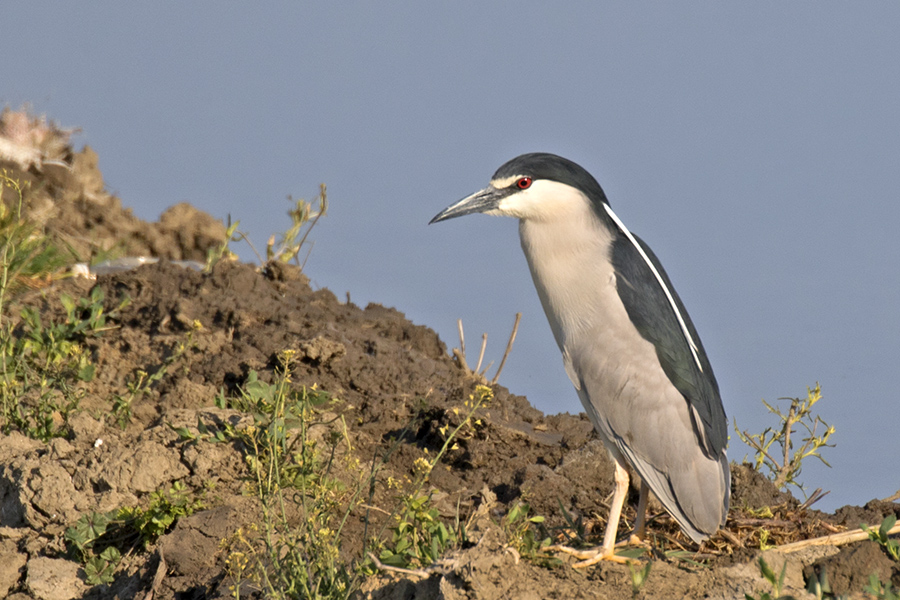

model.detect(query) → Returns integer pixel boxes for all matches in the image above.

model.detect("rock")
[98,440,189,494]
[2,460,85,528]
[299,336,346,367]
[25,557,85,600]
[0,539,27,597]
[0,433,43,463]
[25,462,81,524]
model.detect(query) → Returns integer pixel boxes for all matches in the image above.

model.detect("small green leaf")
[880,514,897,539]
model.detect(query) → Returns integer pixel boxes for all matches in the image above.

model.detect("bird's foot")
[547,544,630,566]
[616,534,651,549]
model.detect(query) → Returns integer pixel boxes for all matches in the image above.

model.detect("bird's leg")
[618,480,650,548]
[550,459,630,566]
[573,459,631,566]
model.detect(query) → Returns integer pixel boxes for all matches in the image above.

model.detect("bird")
[429,153,729,565]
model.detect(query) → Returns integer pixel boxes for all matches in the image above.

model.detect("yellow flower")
[413,457,432,476]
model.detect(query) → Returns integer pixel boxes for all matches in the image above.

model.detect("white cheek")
[496,188,542,218]
[495,180,589,221]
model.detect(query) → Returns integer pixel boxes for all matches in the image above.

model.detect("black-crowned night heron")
[430,153,729,565]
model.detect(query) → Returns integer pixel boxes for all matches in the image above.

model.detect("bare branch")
[775,522,900,554]
[455,319,469,372]
[474,333,487,375]
[491,312,521,385]
[881,489,900,503]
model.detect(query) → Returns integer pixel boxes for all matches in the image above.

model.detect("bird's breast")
[518,213,676,430]
[519,213,631,355]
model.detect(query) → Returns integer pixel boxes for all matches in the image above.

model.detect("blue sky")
[4,3,898,512]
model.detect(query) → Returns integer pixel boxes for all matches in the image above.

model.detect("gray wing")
[610,233,727,459]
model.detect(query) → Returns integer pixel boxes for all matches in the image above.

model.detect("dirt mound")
[0,108,225,263]
[1,111,898,599]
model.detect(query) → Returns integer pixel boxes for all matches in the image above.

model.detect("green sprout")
[735,383,835,497]
[744,556,795,600]
[863,514,900,562]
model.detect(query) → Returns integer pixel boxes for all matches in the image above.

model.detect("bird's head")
[429,152,610,224]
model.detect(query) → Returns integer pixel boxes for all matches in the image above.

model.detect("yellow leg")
[625,480,649,545]
[550,459,631,566]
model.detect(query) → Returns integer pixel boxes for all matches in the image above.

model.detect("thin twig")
[799,488,829,510]
[367,552,430,578]
[359,503,391,516]
[367,552,459,579]
[742,435,782,478]
[231,229,264,264]
[778,404,796,489]
[474,333,487,375]
[455,319,469,372]
[480,360,494,378]
[294,184,328,258]
[142,548,167,600]
[491,312,521,385]
[881,489,900,503]
[718,528,743,548]
[731,519,796,528]
[774,522,900,554]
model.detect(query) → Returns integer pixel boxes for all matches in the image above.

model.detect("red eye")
[516,177,532,190]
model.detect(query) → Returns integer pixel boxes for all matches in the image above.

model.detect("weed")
[216,353,357,600]
[378,490,457,569]
[204,219,241,272]
[863,514,900,562]
[266,184,328,267]
[111,319,200,427]
[628,560,652,598]
[744,556,795,600]
[204,185,327,271]
[735,383,835,497]
[118,481,205,542]
[0,286,126,440]
[375,386,494,570]
[865,574,900,600]
[502,501,560,567]
[0,172,90,439]
[0,170,70,304]
[804,567,851,600]
[65,481,204,585]
[209,362,494,596]
[555,498,588,547]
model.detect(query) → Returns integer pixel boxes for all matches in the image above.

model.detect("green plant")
[628,560,652,598]
[1,171,86,440]
[119,481,205,542]
[204,219,241,272]
[865,574,900,600]
[216,353,356,600]
[735,383,835,496]
[502,501,559,567]
[0,286,125,440]
[0,170,70,305]
[805,567,850,600]
[744,556,796,600]
[378,490,457,569]
[111,319,200,427]
[204,185,327,272]
[375,386,494,570]
[65,481,204,585]
[266,184,328,266]
[213,363,495,597]
[863,515,900,562]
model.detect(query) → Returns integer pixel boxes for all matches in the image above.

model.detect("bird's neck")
[518,206,617,350]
